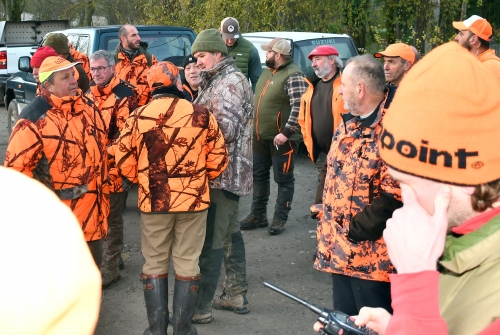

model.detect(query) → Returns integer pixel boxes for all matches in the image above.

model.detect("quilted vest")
[254,59,303,141]
[228,37,254,78]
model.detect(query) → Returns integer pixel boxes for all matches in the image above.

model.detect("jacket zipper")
[255,69,277,140]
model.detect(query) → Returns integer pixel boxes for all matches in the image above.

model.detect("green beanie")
[43,33,70,55]
[191,29,228,55]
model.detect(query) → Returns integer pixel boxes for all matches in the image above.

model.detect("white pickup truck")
[0,20,69,104]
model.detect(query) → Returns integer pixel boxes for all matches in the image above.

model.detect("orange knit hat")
[380,42,500,186]
[147,61,179,90]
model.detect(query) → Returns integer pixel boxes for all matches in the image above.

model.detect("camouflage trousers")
[195,188,248,314]
[101,191,127,277]
[252,138,299,222]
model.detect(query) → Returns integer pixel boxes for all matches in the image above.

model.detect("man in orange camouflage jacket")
[115,62,228,335]
[313,55,402,316]
[4,56,109,266]
[114,24,157,107]
[86,50,138,289]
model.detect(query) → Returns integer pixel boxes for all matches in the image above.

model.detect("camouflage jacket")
[115,92,228,213]
[86,75,138,193]
[115,46,158,107]
[314,101,402,282]
[5,90,109,241]
[195,57,254,197]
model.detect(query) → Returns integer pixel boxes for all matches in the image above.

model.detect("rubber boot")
[172,275,200,335]
[141,273,168,335]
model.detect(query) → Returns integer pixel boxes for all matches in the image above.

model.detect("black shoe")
[268,218,286,235]
[119,257,125,270]
[240,213,269,230]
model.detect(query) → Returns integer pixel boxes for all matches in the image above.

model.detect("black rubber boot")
[172,275,200,335]
[141,273,169,335]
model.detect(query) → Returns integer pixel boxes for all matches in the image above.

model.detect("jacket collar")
[441,213,500,274]
[341,100,383,129]
[199,57,235,90]
[41,88,85,116]
[89,75,120,97]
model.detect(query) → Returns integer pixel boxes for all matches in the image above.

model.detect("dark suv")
[5,25,196,133]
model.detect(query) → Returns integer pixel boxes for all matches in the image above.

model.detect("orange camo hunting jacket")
[4,91,109,241]
[115,50,157,107]
[70,44,91,79]
[86,75,138,193]
[314,106,401,282]
[115,94,228,213]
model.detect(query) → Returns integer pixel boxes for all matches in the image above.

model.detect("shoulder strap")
[145,52,152,68]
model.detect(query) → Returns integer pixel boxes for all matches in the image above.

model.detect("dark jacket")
[228,36,262,92]
[254,58,305,141]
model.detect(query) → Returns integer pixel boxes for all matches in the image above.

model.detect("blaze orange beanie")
[380,42,500,186]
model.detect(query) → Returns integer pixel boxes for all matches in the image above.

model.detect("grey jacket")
[195,57,253,196]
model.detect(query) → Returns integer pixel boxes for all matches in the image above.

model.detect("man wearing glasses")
[86,50,138,289]
[453,15,500,85]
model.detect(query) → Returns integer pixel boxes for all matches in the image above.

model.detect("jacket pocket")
[276,111,282,133]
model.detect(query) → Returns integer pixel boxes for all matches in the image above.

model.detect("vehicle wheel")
[0,87,5,106]
[7,100,19,134]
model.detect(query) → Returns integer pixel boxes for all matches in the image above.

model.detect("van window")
[100,33,193,64]
[67,34,90,55]
[294,38,357,76]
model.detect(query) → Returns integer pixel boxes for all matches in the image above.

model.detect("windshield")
[100,33,193,66]
[294,37,357,76]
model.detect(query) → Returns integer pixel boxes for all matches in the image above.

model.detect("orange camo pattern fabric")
[4,90,110,241]
[115,95,228,213]
[115,51,157,107]
[314,106,401,282]
[70,44,91,79]
[86,75,138,193]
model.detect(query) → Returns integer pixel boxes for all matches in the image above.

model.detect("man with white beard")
[298,45,348,206]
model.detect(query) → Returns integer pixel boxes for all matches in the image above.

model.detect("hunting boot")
[239,213,269,230]
[141,273,169,335]
[172,275,200,335]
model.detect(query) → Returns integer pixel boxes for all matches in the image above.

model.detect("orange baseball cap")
[147,61,179,89]
[452,15,492,41]
[39,56,80,83]
[380,42,500,186]
[374,43,415,63]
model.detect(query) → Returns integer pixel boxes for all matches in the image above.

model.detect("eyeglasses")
[89,65,111,74]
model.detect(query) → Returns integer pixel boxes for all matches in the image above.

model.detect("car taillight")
[0,51,6,69]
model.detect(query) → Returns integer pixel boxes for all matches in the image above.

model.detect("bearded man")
[114,24,158,107]
[298,45,348,206]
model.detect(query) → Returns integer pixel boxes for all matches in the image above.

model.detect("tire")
[7,100,19,134]
[0,87,5,106]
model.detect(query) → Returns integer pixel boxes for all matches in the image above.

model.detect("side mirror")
[19,56,32,73]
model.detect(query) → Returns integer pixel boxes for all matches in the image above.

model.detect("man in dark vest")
[219,17,262,92]
[240,38,308,235]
